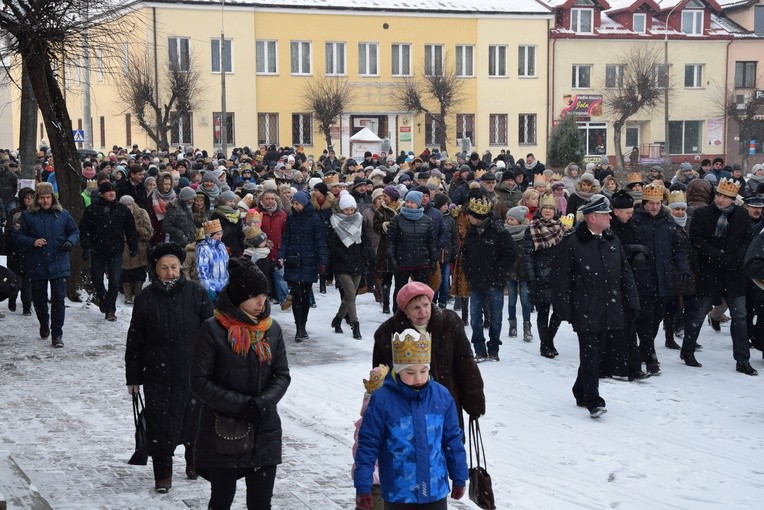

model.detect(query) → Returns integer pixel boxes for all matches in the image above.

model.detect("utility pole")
[82,1,92,149]
[220,1,227,158]
[663,4,680,172]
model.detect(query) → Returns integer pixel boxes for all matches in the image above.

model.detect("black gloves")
[244,397,267,424]
[60,241,72,252]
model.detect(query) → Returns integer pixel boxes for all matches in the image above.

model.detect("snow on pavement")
[0,278,763,509]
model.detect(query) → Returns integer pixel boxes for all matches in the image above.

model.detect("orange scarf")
[214,310,273,362]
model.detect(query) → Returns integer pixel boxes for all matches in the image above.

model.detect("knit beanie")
[338,190,357,210]
[216,190,237,206]
[293,190,310,206]
[226,258,270,306]
[383,185,400,201]
[178,186,196,202]
[404,190,423,208]
[313,182,329,196]
[507,206,529,223]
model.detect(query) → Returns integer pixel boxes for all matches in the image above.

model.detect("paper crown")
[539,194,558,210]
[237,194,255,211]
[195,227,206,241]
[717,177,740,198]
[324,174,340,186]
[627,172,644,185]
[534,176,549,187]
[244,224,264,240]
[239,163,253,172]
[560,213,575,229]
[668,190,687,207]
[392,329,431,368]
[550,173,564,181]
[642,183,665,202]
[85,179,98,190]
[363,365,390,394]
[474,169,486,180]
[246,208,262,224]
[467,196,493,217]
[203,219,222,235]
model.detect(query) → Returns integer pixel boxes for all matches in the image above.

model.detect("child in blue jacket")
[196,219,229,302]
[354,329,468,510]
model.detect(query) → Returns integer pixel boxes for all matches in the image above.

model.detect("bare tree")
[300,74,354,150]
[116,50,202,151]
[603,45,665,170]
[0,0,130,298]
[394,58,465,151]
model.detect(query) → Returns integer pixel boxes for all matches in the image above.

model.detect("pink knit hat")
[395,281,434,311]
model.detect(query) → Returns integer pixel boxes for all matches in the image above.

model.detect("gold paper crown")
[668,190,687,205]
[717,178,740,198]
[363,365,390,394]
[539,194,557,210]
[534,176,549,187]
[203,219,222,235]
[246,208,262,224]
[627,172,644,185]
[467,197,492,216]
[642,183,665,202]
[550,173,564,182]
[239,163,253,172]
[392,329,432,368]
[85,179,98,190]
[238,194,255,210]
[560,213,575,229]
[195,227,206,241]
[474,169,486,180]
[324,174,340,186]
[244,224,264,240]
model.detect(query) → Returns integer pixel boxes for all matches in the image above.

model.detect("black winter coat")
[79,198,138,256]
[744,231,764,304]
[631,208,689,297]
[116,178,148,210]
[373,202,399,272]
[690,204,753,298]
[552,224,640,333]
[190,292,290,472]
[441,213,459,264]
[211,209,244,257]
[163,200,196,247]
[279,202,328,283]
[523,225,565,305]
[386,211,436,270]
[461,218,515,292]
[327,215,374,275]
[125,275,213,456]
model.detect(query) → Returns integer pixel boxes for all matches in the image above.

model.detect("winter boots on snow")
[523,321,533,342]
[332,316,343,334]
[508,320,517,338]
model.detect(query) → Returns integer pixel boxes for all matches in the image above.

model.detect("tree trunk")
[22,43,85,300]
[18,58,39,180]
[323,126,332,151]
[613,118,625,172]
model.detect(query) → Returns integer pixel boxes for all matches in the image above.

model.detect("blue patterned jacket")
[354,372,467,504]
[196,238,229,293]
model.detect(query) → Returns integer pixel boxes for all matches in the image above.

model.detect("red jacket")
[258,206,287,261]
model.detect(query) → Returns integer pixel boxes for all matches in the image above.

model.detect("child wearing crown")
[354,329,468,510]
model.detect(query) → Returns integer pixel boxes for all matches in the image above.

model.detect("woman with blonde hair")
[519,188,539,220]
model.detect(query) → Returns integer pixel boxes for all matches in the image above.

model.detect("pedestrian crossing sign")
[73,130,85,143]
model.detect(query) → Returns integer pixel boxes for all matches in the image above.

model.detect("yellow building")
[13,0,553,160]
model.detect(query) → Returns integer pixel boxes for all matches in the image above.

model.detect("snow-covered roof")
[145,0,553,14]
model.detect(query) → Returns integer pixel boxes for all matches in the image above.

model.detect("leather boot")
[331,316,343,333]
[351,322,362,340]
[124,283,134,305]
[664,316,680,349]
[461,297,469,324]
[319,278,327,294]
[152,455,173,493]
[381,284,391,314]
[523,321,533,342]
[508,319,517,338]
[184,444,197,480]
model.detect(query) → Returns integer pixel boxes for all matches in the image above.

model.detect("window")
[518,46,536,77]
[684,64,703,88]
[735,61,757,88]
[455,114,475,145]
[290,41,311,75]
[392,43,411,76]
[489,114,508,145]
[572,64,591,88]
[256,40,277,74]
[577,121,607,155]
[519,114,537,145]
[325,42,345,75]
[99,116,105,148]
[171,111,193,145]
[681,9,703,36]
[424,44,443,76]
[571,8,593,34]
[488,45,507,77]
[258,113,279,145]
[652,64,669,88]
[358,43,378,76]
[96,49,103,82]
[211,38,233,73]
[756,5,764,36]
[213,112,235,146]
[424,114,438,146]
[122,42,129,76]
[605,64,624,88]
[455,45,474,77]
[669,120,702,154]
[168,37,190,72]
[125,114,132,147]
[625,126,639,149]
[292,113,313,145]
[633,13,646,33]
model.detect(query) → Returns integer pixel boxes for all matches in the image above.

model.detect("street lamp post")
[664,2,681,172]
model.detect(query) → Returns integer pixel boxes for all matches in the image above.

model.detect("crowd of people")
[2,142,764,507]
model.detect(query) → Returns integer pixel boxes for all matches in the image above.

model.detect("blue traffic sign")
[73,130,85,143]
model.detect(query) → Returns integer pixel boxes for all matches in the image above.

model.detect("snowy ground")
[1,273,763,509]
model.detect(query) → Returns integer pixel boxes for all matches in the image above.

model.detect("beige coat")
[122,206,153,269]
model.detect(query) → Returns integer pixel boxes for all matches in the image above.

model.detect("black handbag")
[214,413,255,455]
[128,392,148,466]
[0,265,20,303]
[468,417,496,510]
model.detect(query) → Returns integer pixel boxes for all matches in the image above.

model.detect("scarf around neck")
[714,203,734,238]
[215,205,241,224]
[673,214,688,228]
[400,206,424,221]
[505,222,529,242]
[330,211,363,247]
[262,201,278,213]
[530,217,565,250]
[151,187,176,220]
[214,309,273,362]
